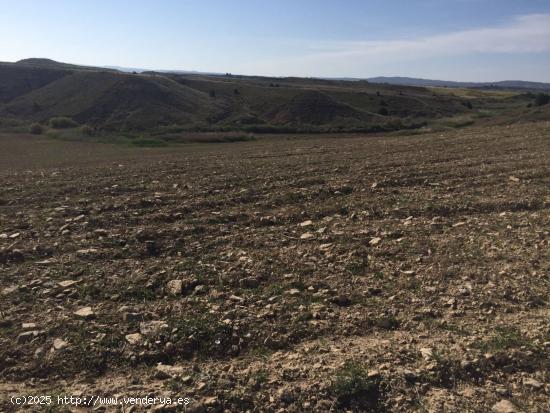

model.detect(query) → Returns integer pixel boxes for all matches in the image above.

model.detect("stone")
[74,307,95,319]
[329,294,352,307]
[140,320,168,338]
[239,277,260,288]
[403,370,417,383]
[300,232,315,240]
[420,347,433,360]
[181,375,193,385]
[166,279,183,295]
[36,258,58,266]
[299,220,313,227]
[522,377,543,389]
[369,237,382,246]
[17,331,38,344]
[367,370,381,379]
[194,285,206,294]
[123,312,143,322]
[22,323,37,330]
[203,396,218,407]
[58,280,79,288]
[76,248,99,258]
[155,364,185,380]
[288,288,300,296]
[53,338,69,350]
[125,333,143,345]
[491,400,519,413]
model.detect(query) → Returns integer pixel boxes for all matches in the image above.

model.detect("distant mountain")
[104,65,224,76]
[16,58,118,73]
[367,76,550,91]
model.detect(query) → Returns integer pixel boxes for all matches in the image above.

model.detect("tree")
[534,93,550,106]
[29,123,43,135]
[378,107,389,116]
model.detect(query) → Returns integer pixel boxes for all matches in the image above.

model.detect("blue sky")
[1,0,550,81]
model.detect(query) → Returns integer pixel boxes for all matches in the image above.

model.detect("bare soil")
[0,123,549,412]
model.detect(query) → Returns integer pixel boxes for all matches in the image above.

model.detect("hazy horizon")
[2,0,550,82]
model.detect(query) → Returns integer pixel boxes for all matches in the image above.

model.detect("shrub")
[81,125,96,136]
[378,107,389,116]
[130,137,167,147]
[29,123,43,135]
[534,93,550,106]
[331,361,381,409]
[49,117,78,129]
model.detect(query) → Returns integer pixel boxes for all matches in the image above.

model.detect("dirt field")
[1,123,549,412]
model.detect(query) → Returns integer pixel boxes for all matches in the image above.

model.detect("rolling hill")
[0,58,547,133]
[367,76,550,91]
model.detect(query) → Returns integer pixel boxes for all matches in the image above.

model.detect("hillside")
[368,76,550,91]
[0,58,548,134]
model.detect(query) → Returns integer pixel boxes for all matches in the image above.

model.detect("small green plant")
[29,123,43,135]
[49,117,78,129]
[169,314,234,358]
[480,326,529,352]
[331,361,381,409]
[249,369,269,388]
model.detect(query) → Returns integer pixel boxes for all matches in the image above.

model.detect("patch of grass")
[76,283,104,299]
[331,360,381,410]
[165,376,193,392]
[434,321,469,336]
[130,136,168,147]
[249,368,269,389]
[49,117,78,129]
[371,315,400,330]
[170,314,235,358]
[119,285,157,301]
[249,346,275,359]
[475,326,530,353]
[46,323,124,376]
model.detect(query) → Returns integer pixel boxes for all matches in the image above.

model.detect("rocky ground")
[0,123,549,412]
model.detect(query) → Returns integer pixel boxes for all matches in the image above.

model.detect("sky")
[1,0,550,81]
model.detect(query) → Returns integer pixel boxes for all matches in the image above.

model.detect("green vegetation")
[534,92,550,106]
[331,361,381,409]
[129,136,168,147]
[80,124,96,136]
[475,326,530,353]
[1,59,543,137]
[29,122,43,134]
[49,116,78,129]
[169,314,234,358]
[378,107,389,116]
